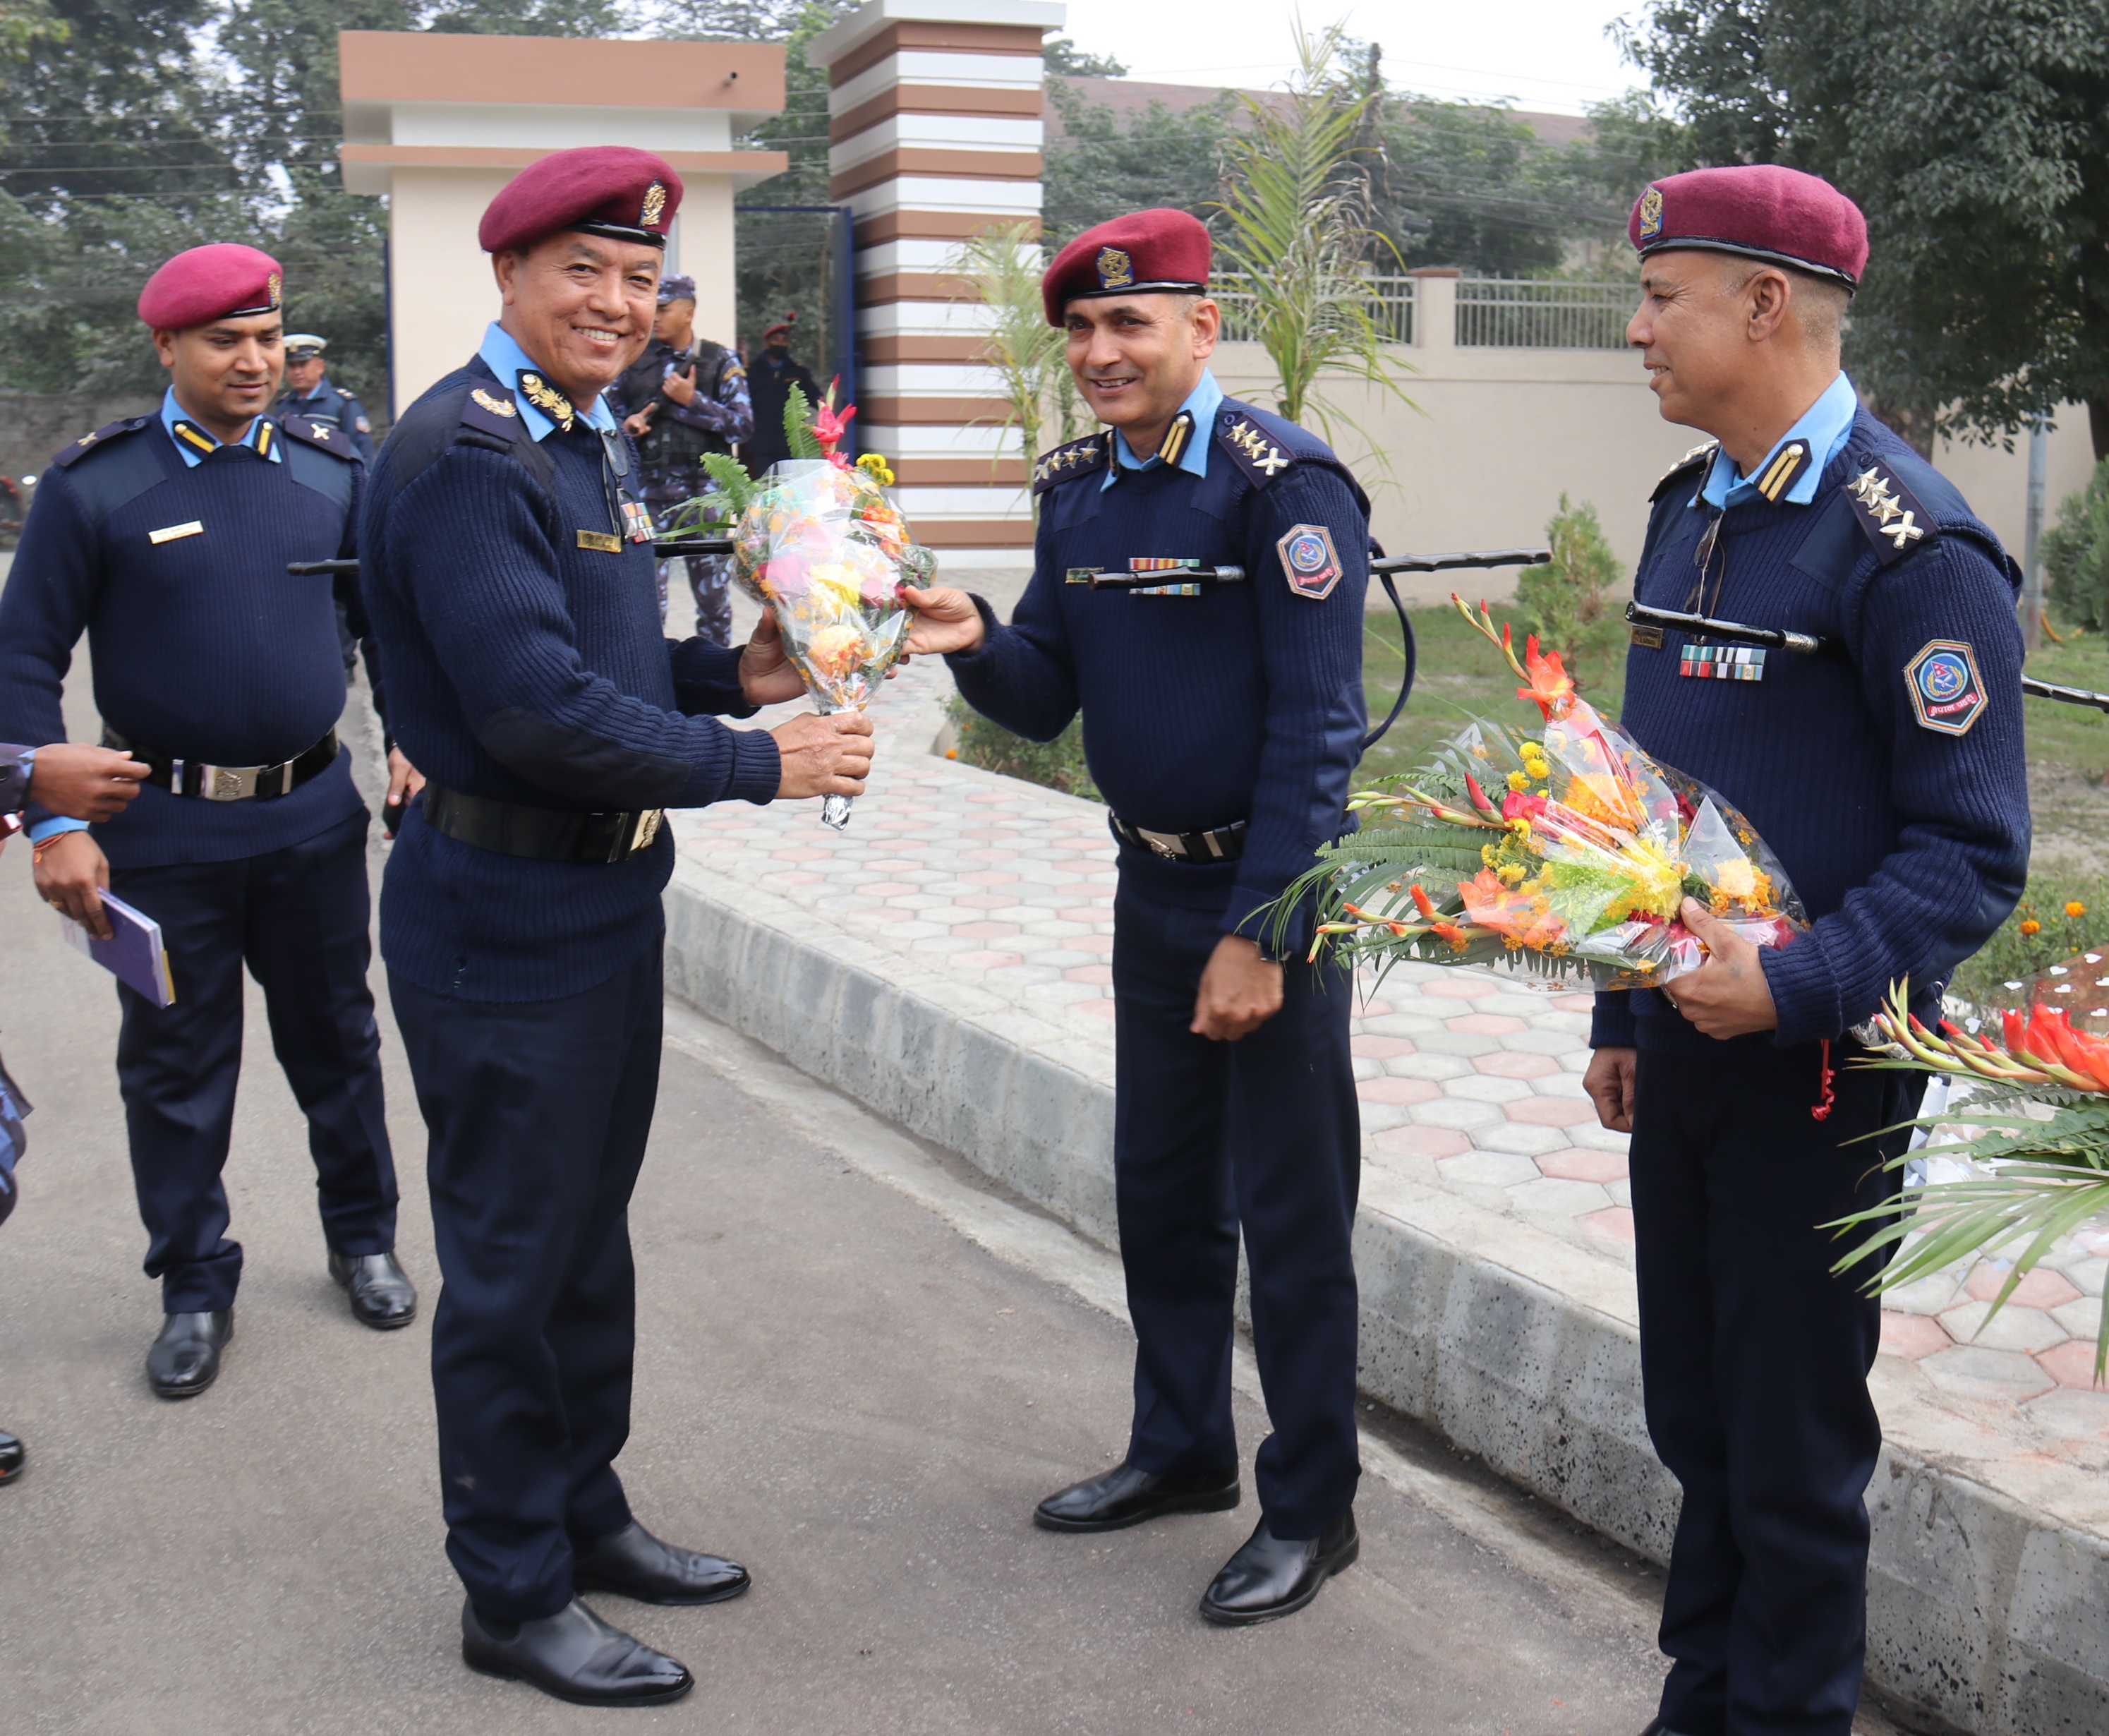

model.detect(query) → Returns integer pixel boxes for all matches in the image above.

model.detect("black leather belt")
[104,728,338,802]
[1109,814,1246,864]
[421,783,665,864]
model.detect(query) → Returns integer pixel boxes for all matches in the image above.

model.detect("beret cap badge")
[1637,186,1663,241]
[1096,246,1134,290]
[641,180,667,230]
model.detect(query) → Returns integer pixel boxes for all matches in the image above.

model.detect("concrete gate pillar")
[806,0,1065,565]
[337,30,789,416]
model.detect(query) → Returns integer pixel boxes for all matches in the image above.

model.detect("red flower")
[1501,789,1547,821]
[1515,634,1577,721]
[812,380,857,465]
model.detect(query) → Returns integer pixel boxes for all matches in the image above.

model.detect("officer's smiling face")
[1065,294,1219,441]
[153,312,283,440]
[495,234,661,407]
[1629,251,1759,430]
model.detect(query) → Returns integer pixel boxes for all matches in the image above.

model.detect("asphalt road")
[0,598,1906,1735]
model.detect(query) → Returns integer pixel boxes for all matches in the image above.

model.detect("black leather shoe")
[1199,1509,1359,1625]
[0,1428,24,1485]
[147,1310,232,1399]
[461,1598,692,1707]
[1034,1461,1241,1533]
[329,1250,418,1329]
[572,1521,751,1606]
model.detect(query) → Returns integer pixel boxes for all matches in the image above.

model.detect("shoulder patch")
[1650,439,1718,503]
[1215,412,1295,489]
[280,414,358,461]
[1276,524,1342,600]
[1032,432,1108,495]
[1844,459,1940,565]
[1905,639,1988,736]
[49,416,152,471]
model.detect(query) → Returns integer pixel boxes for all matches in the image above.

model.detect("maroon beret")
[137,243,284,331]
[479,147,684,255]
[1630,164,1868,289]
[1041,208,1211,326]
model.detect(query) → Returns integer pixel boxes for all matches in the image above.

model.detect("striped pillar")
[806,0,1063,564]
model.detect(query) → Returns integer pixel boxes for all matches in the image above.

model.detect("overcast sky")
[1056,1,1648,116]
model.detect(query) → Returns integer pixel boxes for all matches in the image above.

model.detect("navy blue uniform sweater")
[1594,408,2030,1057]
[360,358,780,1003]
[0,414,368,867]
[947,399,1369,937]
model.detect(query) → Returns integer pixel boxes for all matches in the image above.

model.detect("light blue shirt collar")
[478,323,617,442]
[1700,370,1859,510]
[160,386,280,468]
[1102,370,1223,489]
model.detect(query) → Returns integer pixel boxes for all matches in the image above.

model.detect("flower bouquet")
[1267,598,1808,987]
[667,383,935,829]
[1829,984,2109,1376]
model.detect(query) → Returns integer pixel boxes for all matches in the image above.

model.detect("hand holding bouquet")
[669,384,935,828]
[1269,598,1808,987]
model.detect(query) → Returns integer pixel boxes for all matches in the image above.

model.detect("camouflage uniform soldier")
[613,275,752,641]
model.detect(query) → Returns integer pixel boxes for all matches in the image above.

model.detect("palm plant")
[945,221,1083,521]
[1209,16,1412,450]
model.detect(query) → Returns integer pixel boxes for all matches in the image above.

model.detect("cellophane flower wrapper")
[1275,605,1808,990]
[728,459,935,711]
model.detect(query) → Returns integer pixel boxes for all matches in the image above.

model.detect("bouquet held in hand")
[1269,598,1807,987]
[667,383,934,828]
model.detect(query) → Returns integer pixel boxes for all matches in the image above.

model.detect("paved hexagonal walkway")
[677,648,2109,1484]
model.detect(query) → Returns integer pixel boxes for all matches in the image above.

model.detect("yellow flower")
[2021,918,2042,936]
[1506,771,1530,792]
[1498,863,1526,886]
[856,452,896,486]
[2067,901,2089,919]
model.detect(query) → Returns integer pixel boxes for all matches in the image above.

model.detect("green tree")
[1041,33,1123,78]
[1041,77,1235,245]
[943,220,1080,512]
[1518,493,1622,658]
[1620,0,2109,460]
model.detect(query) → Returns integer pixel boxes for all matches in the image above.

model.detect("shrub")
[943,693,1101,802]
[1950,871,2109,1009]
[2043,457,2109,633]
[1518,494,1622,659]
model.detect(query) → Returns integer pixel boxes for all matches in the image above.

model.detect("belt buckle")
[626,809,665,855]
[1142,829,1182,860]
[202,764,259,801]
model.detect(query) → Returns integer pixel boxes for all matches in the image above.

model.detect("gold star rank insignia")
[1032,432,1108,495]
[1216,414,1295,488]
[1843,459,1939,565]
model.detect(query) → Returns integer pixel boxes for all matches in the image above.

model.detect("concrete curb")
[661,858,2109,1736]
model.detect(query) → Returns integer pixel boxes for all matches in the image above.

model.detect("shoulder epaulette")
[1841,454,1940,566]
[461,382,526,443]
[280,414,358,461]
[49,416,152,471]
[1650,439,1717,503]
[1032,431,1108,494]
[1215,411,1295,489]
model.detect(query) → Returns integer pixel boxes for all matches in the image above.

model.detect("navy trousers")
[1630,1045,1923,1736]
[1111,880,1362,1540]
[109,806,397,1314]
[389,941,663,1623]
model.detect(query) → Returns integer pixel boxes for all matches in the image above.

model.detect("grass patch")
[943,692,1101,802]
[2021,627,2109,786]
[1950,869,2109,1010]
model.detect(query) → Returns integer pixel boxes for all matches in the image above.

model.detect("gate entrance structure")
[806,0,1064,563]
[337,30,789,416]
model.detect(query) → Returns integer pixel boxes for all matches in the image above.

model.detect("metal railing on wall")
[1454,278,1633,350]
[1214,275,1417,347]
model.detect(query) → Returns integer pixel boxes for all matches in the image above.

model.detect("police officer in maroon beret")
[0,244,421,1400]
[905,207,1372,1625]
[357,145,871,1707]
[1584,167,2029,1736]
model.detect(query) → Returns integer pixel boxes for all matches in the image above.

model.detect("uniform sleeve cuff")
[1590,990,1638,1048]
[1760,932,1844,1047]
[28,815,90,843]
[940,596,1004,670]
[728,728,781,806]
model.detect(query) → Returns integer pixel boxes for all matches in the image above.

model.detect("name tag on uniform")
[1680,643,1766,681]
[149,521,204,545]
[576,530,622,553]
